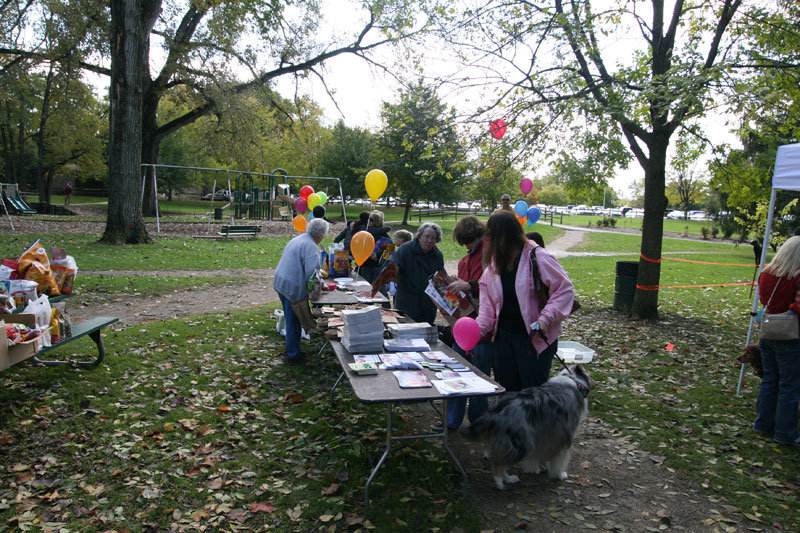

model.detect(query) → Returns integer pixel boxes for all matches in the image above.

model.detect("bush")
[609,217,617,227]
[718,215,738,239]
[739,228,749,242]
[711,225,719,238]
[701,227,710,239]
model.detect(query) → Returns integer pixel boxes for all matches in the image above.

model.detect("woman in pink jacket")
[477,211,575,391]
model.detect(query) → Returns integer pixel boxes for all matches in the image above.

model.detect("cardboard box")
[1,313,38,371]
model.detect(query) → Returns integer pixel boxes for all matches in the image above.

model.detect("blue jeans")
[755,339,800,443]
[447,342,495,429]
[492,328,556,392]
[278,293,302,359]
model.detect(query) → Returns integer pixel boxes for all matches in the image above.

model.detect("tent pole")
[737,188,778,396]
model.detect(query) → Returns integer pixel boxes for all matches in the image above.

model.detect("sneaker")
[773,437,800,448]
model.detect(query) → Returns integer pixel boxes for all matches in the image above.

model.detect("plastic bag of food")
[23,294,52,349]
[8,279,39,307]
[51,255,78,294]
[51,302,71,343]
[0,259,18,281]
[0,294,16,313]
[18,240,59,296]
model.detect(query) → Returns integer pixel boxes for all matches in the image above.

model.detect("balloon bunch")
[292,185,330,232]
[513,201,541,227]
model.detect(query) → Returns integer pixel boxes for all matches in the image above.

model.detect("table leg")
[330,371,346,406]
[442,399,468,500]
[316,339,330,365]
[365,402,394,509]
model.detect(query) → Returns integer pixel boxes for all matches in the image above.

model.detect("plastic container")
[557,341,595,363]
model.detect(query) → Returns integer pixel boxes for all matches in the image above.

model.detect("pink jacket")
[477,241,574,354]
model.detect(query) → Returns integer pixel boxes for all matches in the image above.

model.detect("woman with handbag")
[273,218,329,365]
[755,236,800,447]
[476,211,575,391]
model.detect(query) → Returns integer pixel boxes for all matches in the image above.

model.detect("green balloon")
[317,191,328,205]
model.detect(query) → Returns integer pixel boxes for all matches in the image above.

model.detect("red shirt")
[457,237,492,343]
[758,270,800,313]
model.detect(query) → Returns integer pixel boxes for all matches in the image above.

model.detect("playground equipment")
[1,183,36,215]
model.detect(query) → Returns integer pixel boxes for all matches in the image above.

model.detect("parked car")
[666,210,686,219]
[202,190,231,201]
[688,211,709,221]
[625,208,645,218]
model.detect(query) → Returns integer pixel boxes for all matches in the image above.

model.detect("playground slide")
[2,190,36,214]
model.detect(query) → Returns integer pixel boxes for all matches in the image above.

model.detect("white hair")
[416,222,442,243]
[306,218,329,240]
[765,236,800,278]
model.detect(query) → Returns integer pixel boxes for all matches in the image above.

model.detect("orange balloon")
[350,231,375,266]
[292,215,307,233]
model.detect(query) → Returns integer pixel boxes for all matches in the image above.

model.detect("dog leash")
[553,351,590,398]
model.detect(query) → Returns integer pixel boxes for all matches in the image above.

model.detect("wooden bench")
[32,316,119,368]
[218,225,261,239]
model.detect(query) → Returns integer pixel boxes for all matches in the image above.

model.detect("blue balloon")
[514,200,528,217]
[526,206,541,225]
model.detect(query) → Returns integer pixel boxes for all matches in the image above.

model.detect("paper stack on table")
[386,322,438,344]
[432,373,498,395]
[341,305,385,353]
[383,337,430,352]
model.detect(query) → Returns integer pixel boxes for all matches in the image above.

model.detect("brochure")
[383,338,430,352]
[432,375,497,395]
[380,353,424,370]
[348,362,379,375]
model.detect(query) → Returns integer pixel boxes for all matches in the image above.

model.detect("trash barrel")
[613,260,638,311]
[213,208,223,220]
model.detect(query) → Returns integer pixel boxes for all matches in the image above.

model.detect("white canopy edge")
[771,142,800,191]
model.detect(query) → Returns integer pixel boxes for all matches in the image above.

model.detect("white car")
[625,208,644,218]
[666,210,686,219]
[688,211,709,221]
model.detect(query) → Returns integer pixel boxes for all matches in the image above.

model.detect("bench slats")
[218,225,261,239]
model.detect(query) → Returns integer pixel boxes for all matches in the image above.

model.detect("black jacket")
[390,238,444,323]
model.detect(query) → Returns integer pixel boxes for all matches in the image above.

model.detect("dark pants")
[278,293,302,359]
[493,328,556,391]
[447,341,495,429]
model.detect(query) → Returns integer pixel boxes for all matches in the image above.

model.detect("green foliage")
[378,81,468,223]
[316,120,377,199]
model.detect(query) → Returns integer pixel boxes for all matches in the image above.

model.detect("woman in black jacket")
[389,222,445,324]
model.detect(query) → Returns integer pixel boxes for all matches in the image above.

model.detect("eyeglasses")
[419,234,437,242]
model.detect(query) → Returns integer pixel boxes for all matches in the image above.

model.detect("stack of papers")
[384,338,430,352]
[387,322,438,343]
[341,306,385,353]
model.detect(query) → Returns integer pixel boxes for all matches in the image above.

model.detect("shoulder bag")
[760,278,799,341]
[530,247,581,315]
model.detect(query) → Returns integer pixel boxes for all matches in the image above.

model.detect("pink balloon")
[294,197,308,214]
[453,317,481,352]
[520,177,533,195]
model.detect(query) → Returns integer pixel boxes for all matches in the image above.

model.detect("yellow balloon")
[292,215,307,233]
[365,169,388,202]
[307,193,321,210]
[351,230,375,266]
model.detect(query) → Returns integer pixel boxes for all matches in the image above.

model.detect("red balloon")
[299,185,314,200]
[490,119,507,140]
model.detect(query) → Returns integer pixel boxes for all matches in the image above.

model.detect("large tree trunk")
[102,0,160,244]
[141,90,160,217]
[633,136,668,319]
[35,66,54,207]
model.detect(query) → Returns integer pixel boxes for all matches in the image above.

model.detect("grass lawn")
[1,225,798,531]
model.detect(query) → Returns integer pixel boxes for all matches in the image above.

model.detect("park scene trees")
[1,0,799,316]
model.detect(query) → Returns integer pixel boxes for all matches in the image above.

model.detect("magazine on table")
[422,351,459,364]
[424,270,475,317]
[353,354,382,364]
[393,370,432,388]
[380,353,424,370]
[431,374,498,395]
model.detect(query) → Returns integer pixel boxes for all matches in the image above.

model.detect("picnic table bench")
[218,225,261,239]
[33,316,119,368]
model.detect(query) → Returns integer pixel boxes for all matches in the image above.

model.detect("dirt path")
[12,217,751,531]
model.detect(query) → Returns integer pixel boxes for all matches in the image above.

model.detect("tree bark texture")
[102,0,160,244]
[35,66,54,207]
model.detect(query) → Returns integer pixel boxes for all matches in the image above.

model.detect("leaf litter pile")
[1,256,799,531]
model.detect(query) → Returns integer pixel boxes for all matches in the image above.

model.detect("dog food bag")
[7,279,39,307]
[51,255,77,294]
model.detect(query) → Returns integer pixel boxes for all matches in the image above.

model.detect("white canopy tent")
[738,142,800,395]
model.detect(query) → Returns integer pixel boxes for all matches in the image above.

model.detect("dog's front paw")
[504,473,520,485]
[494,478,505,490]
[557,471,568,481]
